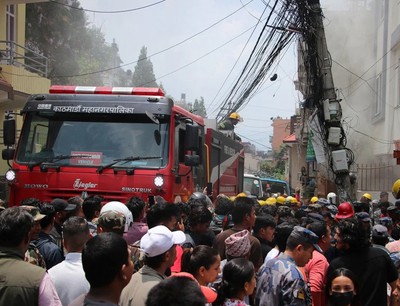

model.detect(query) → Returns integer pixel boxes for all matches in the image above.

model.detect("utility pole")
[300,0,355,201]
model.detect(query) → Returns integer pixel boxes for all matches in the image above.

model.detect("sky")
[79,0,300,151]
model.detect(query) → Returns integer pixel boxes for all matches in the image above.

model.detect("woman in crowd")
[213,258,256,306]
[181,245,221,286]
[325,268,361,306]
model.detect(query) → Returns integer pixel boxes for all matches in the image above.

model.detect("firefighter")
[218,112,242,141]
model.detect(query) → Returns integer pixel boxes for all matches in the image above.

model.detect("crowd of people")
[2,182,400,306]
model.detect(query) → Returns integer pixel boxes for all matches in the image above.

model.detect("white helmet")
[327,192,337,205]
[100,201,133,233]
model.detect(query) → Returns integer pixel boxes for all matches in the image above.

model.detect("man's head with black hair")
[306,220,331,252]
[82,195,104,221]
[20,197,41,208]
[253,215,276,243]
[68,196,84,206]
[63,216,90,252]
[188,205,212,234]
[254,215,276,230]
[146,202,180,230]
[126,196,146,221]
[0,207,33,249]
[146,276,206,306]
[174,202,191,227]
[82,232,132,289]
[39,203,56,229]
[66,196,84,219]
[231,197,255,228]
[274,221,295,253]
[257,205,278,219]
[214,196,233,216]
[334,218,370,251]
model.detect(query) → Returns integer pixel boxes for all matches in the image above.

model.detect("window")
[375,73,383,115]
[6,4,16,60]
[6,5,16,43]
[16,112,170,168]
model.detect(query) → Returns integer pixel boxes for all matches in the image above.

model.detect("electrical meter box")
[332,149,348,172]
[328,127,341,145]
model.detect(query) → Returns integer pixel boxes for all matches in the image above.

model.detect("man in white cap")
[119,225,185,306]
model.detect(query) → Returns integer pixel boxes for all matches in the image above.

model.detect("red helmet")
[336,202,355,220]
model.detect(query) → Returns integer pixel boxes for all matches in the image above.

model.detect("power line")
[1,16,258,82]
[340,49,391,92]
[213,0,299,122]
[13,0,254,78]
[237,133,272,149]
[49,0,166,13]
[348,126,393,145]
[52,0,255,78]
[207,5,269,113]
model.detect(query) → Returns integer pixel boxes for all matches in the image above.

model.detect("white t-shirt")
[48,252,90,306]
[264,248,280,265]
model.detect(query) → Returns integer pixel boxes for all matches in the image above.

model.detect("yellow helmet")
[362,193,372,201]
[258,200,267,206]
[266,197,277,205]
[236,192,247,198]
[229,112,243,122]
[310,196,318,203]
[393,179,400,199]
[276,196,286,205]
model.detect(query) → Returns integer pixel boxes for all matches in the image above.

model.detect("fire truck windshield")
[16,112,169,169]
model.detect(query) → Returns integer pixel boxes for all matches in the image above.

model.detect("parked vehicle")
[243,174,263,198]
[260,177,290,197]
[2,86,244,205]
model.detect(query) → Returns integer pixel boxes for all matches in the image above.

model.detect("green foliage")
[260,145,287,179]
[26,0,130,86]
[26,0,84,83]
[131,46,158,88]
[192,97,207,117]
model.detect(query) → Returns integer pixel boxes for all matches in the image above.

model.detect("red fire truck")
[2,86,244,205]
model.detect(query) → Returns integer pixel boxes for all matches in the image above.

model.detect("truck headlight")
[5,169,16,182]
[154,175,164,188]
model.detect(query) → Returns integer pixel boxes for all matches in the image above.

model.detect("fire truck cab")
[3,86,244,205]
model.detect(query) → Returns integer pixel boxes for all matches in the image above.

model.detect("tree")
[131,46,158,87]
[192,97,207,117]
[26,0,86,84]
[25,0,129,86]
[260,145,287,180]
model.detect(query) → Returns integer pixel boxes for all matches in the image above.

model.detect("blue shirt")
[255,253,312,306]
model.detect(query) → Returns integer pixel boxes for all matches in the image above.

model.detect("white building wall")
[244,152,261,174]
[321,0,400,190]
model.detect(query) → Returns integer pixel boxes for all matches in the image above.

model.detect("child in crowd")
[213,258,256,306]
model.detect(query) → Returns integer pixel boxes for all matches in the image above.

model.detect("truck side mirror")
[184,154,200,166]
[3,119,16,146]
[2,148,15,160]
[185,125,199,151]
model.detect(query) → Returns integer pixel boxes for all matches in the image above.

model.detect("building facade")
[0,0,51,199]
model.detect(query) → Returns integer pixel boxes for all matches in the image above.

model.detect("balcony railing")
[0,40,48,77]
